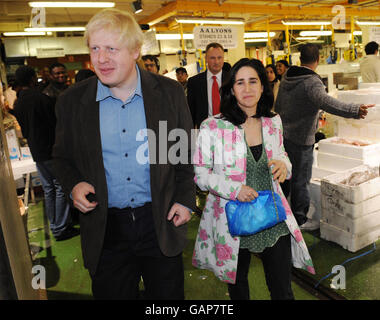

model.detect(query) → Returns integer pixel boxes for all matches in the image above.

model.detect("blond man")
[52,9,195,299]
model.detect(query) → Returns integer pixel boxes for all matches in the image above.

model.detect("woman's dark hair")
[265,64,279,83]
[220,58,275,126]
[276,59,289,68]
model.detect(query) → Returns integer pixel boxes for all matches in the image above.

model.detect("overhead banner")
[193,26,237,50]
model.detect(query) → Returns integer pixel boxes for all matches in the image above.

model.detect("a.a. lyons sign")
[193,26,237,50]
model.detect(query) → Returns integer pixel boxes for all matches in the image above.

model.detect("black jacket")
[187,70,228,128]
[52,69,196,275]
[12,88,56,162]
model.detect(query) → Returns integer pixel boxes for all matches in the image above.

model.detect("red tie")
[212,75,220,115]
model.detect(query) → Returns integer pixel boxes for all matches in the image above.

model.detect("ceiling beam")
[138,1,177,25]
[139,0,380,27]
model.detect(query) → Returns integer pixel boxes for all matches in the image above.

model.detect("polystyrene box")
[321,208,380,234]
[320,221,380,252]
[318,137,380,162]
[336,89,380,105]
[321,193,380,219]
[307,179,322,223]
[337,121,380,142]
[317,152,364,171]
[312,165,337,180]
[358,83,380,90]
[320,165,380,204]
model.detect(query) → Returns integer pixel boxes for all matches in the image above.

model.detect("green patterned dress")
[239,141,289,253]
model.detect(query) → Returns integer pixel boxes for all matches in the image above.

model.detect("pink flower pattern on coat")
[294,229,303,243]
[213,198,224,220]
[226,271,236,281]
[199,229,208,241]
[215,243,233,261]
[209,119,217,131]
[192,116,315,284]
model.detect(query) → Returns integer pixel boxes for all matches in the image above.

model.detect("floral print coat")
[192,115,315,284]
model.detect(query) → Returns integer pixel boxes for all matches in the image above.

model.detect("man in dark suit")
[187,42,228,128]
[52,8,195,300]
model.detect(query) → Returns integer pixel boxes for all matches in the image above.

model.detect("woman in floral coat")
[192,58,315,300]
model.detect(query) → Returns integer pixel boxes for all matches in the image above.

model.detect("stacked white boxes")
[320,165,380,252]
[335,89,380,142]
[315,88,380,251]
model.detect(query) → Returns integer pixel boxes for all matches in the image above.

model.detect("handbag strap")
[267,164,280,222]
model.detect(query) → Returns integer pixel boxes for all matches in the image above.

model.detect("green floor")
[26,197,380,300]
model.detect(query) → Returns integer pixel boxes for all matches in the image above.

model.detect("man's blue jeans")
[36,160,71,237]
[283,139,314,226]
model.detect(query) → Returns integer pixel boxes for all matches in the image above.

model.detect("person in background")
[12,66,78,241]
[192,58,315,300]
[265,64,280,106]
[52,8,195,300]
[42,62,69,102]
[187,42,228,128]
[37,66,51,92]
[275,59,289,80]
[275,43,373,230]
[75,69,96,83]
[223,62,232,73]
[142,55,160,74]
[175,67,188,95]
[360,41,380,83]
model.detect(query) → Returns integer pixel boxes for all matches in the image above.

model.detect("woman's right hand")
[237,185,259,202]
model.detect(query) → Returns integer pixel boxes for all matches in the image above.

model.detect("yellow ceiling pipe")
[138,1,177,26]
[174,0,378,17]
[139,0,380,28]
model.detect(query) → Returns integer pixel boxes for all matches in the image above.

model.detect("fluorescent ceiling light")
[356,21,380,26]
[3,31,47,36]
[299,30,332,37]
[176,17,244,25]
[244,32,275,38]
[25,26,86,32]
[132,0,143,14]
[244,38,268,43]
[296,37,318,40]
[28,2,115,8]
[156,34,194,40]
[282,20,331,26]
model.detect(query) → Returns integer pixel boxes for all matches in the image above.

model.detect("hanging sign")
[193,26,237,50]
[141,30,160,56]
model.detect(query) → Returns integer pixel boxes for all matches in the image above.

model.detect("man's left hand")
[167,203,192,227]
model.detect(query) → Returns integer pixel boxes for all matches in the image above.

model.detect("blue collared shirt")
[97,66,151,208]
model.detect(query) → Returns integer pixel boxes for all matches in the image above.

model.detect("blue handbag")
[225,190,287,237]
